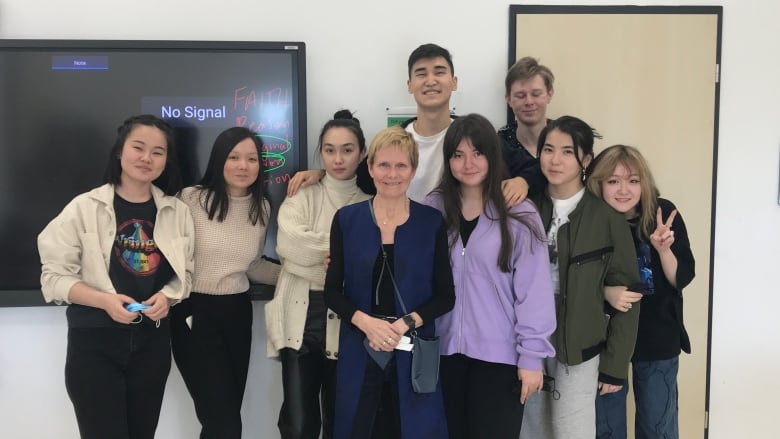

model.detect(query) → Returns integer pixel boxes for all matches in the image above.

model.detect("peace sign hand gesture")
[650,207,677,253]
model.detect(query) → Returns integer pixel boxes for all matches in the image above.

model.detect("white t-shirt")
[405,122,448,202]
[547,187,586,295]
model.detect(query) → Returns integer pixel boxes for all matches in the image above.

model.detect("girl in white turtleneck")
[266,110,370,439]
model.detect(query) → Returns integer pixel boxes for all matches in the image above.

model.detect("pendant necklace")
[379,198,409,226]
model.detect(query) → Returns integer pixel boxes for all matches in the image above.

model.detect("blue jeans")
[596,357,679,439]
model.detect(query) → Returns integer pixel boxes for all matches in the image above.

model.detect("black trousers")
[278,291,336,439]
[440,354,525,439]
[65,325,171,439]
[170,292,252,439]
[349,356,401,439]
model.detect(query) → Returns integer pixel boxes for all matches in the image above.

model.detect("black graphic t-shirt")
[109,195,173,304]
[636,242,655,295]
[67,194,173,328]
[628,218,655,296]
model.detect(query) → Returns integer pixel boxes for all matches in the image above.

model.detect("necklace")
[376,197,410,226]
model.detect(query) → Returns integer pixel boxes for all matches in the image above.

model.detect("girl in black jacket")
[588,144,695,439]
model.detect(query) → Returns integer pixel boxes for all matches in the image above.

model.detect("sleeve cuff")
[598,372,625,386]
[517,356,545,371]
[262,255,281,265]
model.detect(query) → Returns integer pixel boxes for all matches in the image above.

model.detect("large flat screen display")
[0,40,307,305]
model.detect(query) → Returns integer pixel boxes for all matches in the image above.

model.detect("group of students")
[37,42,694,439]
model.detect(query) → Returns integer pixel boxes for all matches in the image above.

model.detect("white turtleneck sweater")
[265,174,370,358]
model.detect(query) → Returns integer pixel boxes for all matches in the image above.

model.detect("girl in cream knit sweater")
[170,127,280,439]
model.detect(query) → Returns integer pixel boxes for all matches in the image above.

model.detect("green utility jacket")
[533,190,640,383]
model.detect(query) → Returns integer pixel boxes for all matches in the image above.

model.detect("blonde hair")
[367,126,419,171]
[505,56,555,96]
[586,144,660,240]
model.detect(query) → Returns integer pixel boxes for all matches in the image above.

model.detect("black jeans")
[65,325,171,439]
[440,354,524,439]
[170,292,252,439]
[278,291,337,439]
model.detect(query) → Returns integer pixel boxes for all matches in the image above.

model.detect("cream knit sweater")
[181,186,280,295]
[265,175,370,358]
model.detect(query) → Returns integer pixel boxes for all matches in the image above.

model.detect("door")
[510,5,721,438]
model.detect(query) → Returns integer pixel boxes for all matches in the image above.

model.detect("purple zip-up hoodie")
[424,193,556,370]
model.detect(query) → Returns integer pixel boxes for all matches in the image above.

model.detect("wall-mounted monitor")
[0,39,307,306]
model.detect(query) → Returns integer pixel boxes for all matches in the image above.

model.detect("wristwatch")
[402,314,416,331]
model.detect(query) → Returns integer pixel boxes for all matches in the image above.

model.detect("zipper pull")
[461,247,466,256]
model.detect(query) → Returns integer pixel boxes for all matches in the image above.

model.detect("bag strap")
[369,198,416,336]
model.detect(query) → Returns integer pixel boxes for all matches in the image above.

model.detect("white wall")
[1,0,778,437]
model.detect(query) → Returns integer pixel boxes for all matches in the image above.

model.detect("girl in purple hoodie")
[424,114,556,439]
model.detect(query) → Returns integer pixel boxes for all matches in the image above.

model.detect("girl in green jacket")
[521,116,639,439]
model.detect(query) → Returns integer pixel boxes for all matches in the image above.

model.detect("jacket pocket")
[568,246,614,309]
[570,246,614,265]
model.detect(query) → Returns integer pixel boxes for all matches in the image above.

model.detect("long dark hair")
[198,127,268,225]
[432,113,544,272]
[103,114,182,195]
